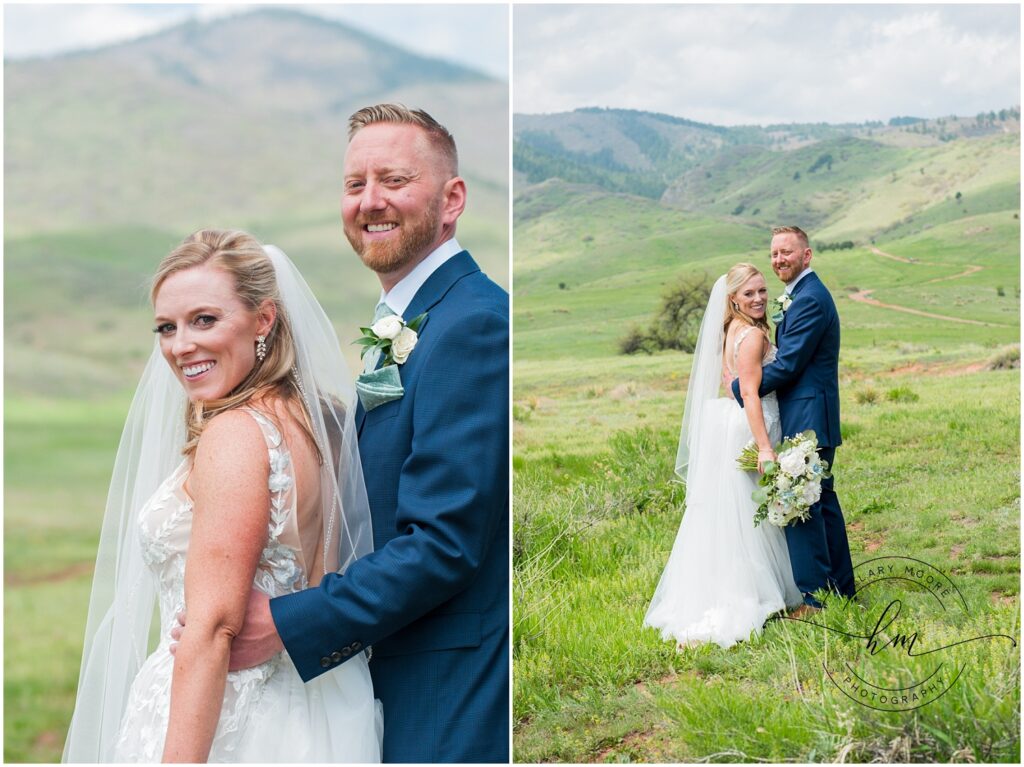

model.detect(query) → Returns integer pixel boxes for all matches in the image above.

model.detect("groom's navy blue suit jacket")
[733,271,842,447]
[269,250,509,763]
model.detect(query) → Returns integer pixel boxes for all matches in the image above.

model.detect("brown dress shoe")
[788,604,822,620]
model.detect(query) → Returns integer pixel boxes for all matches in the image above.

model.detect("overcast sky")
[3,3,509,80]
[514,3,1020,125]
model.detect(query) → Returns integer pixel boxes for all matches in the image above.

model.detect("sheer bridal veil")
[674,274,728,482]
[63,244,373,761]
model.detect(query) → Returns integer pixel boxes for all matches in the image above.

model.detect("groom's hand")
[722,371,737,400]
[169,589,284,671]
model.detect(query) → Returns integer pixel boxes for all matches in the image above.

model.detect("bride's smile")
[153,263,274,403]
[734,273,769,319]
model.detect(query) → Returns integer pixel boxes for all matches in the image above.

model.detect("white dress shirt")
[785,266,814,295]
[381,238,463,317]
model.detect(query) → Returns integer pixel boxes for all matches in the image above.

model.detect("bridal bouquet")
[736,430,831,527]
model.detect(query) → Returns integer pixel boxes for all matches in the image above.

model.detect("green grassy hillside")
[514,179,1019,365]
[661,133,1020,242]
[512,129,1020,761]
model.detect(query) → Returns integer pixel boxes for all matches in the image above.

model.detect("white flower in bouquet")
[801,482,822,506]
[776,474,793,491]
[778,448,807,478]
[767,503,787,526]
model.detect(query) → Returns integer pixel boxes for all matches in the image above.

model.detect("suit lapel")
[778,271,819,340]
[356,250,480,434]
[404,250,479,320]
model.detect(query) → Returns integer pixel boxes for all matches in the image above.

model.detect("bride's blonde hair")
[723,262,771,346]
[151,229,317,458]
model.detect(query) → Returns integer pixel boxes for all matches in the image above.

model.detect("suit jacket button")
[351,641,362,652]
[320,657,331,668]
[341,646,352,657]
[330,651,342,662]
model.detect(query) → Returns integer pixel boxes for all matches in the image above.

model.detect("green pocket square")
[356,364,404,411]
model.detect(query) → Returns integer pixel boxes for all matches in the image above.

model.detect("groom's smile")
[770,231,812,284]
[341,121,466,290]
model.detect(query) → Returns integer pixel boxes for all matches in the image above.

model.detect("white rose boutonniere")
[390,326,418,364]
[769,294,792,324]
[370,314,404,341]
[356,312,427,367]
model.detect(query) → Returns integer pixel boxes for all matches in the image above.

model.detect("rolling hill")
[514,106,1020,242]
[4,8,509,397]
[513,105,1020,364]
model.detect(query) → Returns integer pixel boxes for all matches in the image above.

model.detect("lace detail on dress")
[112,408,307,762]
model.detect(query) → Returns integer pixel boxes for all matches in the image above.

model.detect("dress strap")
[238,408,295,512]
[729,326,759,374]
[239,407,283,450]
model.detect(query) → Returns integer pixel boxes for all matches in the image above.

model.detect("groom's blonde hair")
[724,262,771,345]
[772,225,810,249]
[348,103,459,177]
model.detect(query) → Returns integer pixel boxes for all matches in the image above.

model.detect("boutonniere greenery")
[356,312,427,366]
[769,294,792,324]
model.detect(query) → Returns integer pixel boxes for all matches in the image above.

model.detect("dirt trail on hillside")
[848,289,997,326]
[851,247,1000,326]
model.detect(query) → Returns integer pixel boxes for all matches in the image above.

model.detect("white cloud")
[3,4,182,58]
[514,3,1020,125]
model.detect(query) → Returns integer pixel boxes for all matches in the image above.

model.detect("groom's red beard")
[345,205,442,275]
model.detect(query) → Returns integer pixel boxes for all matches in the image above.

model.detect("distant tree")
[619,275,712,355]
[793,171,801,181]
[955,191,962,202]
[808,153,833,173]
[732,203,746,216]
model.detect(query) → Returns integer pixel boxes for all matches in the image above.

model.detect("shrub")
[886,386,920,403]
[855,387,881,404]
[987,345,1020,370]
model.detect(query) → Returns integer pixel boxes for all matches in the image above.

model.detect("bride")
[63,230,382,762]
[644,263,802,649]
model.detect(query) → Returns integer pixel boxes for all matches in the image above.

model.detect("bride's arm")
[162,411,270,763]
[735,329,775,471]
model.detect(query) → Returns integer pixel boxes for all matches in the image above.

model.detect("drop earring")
[256,335,267,361]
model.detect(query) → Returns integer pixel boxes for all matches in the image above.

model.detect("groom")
[731,225,855,612]
[226,105,508,762]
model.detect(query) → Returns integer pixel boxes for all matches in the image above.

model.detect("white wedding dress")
[111,408,382,762]
[644,327,802,648]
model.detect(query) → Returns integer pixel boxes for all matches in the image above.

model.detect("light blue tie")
[356,301,405,412]
[363,301,396,373]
